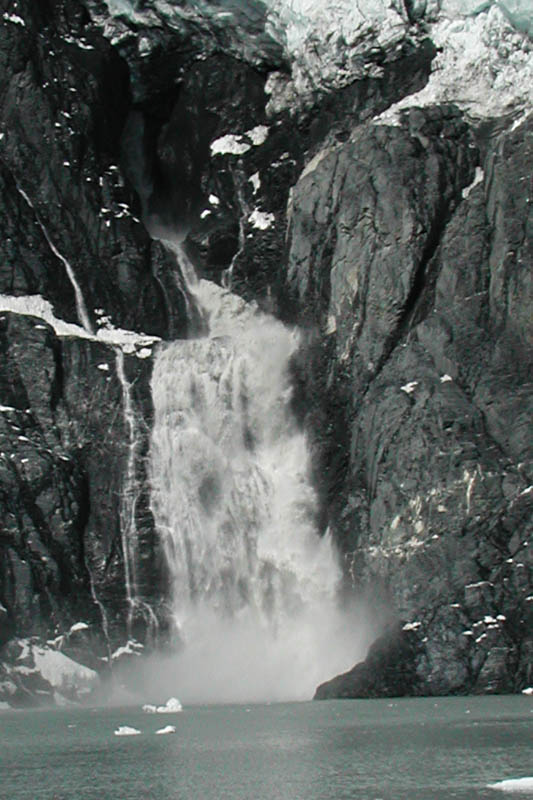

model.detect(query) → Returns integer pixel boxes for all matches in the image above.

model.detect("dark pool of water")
[1,695,532,799]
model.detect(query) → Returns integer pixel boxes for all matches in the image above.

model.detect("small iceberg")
[142,697,182,714]
[488,778,533,793]
[157,697,182,713]
[155,725,176,735]
[521,687,533,695]
[114,726,141,736]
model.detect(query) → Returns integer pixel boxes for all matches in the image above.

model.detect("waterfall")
[115,350,159,640]
[148,244,367,703]
[16,185,93,334]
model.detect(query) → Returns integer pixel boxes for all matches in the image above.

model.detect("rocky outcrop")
[0,0,188,704]
[149,43,435,309]
[289,111,533,696]
[0,0,531,704]
[0,0,187,337]
[315,624,423,699]
[0,310,170,706]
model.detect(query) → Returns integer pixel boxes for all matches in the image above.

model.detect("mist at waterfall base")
[126,593,371,706]
[114,241,371,706]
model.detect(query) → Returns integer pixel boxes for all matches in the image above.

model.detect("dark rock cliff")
[307,114,533,697]
[0,0,188,336]
[0,0,183,704]
[0,0,531,703]
[0,311,170,705]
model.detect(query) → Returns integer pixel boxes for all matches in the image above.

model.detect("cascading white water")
[115,351,160,640]
[149,245,369,704]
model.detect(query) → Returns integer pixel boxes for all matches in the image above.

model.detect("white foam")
[148,244,372,704]
[488,778,533,793]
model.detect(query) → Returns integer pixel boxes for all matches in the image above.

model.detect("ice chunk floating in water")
[114,726,141,736]
[143,697,183,714]
[488,778,533,793]
[148,245,369,704]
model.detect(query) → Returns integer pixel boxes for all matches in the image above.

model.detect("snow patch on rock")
[32,647,98,693]
[211,134,251,156]
[249,172,261,193]
[111,640,144,661]
[69,622,90,633]
[462,167,485,199]
[246,125,269,145]
[0,294,159,357]
[248,209,275,230]
[3,12,26,26]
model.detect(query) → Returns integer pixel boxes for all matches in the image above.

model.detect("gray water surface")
[1,696,532,799]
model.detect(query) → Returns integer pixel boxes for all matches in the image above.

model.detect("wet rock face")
[136,35,434,305]
[289,112,533,697]
[80,0,285,105]
[315,625,423,699]
[0,0,187,338]
[0,313,166,668]
[0,0,531,704]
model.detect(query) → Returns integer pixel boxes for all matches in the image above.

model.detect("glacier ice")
[377,5,533,121]
[88,0,533,117]
[155,725,177,734]
[487,777,533,793]
[142,697,183,713]
[114,726,141,736]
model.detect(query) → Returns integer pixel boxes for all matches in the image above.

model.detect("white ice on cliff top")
[92,1,533,119]
[378,5,533,122]
[263,0,533,118]
[0,294,159,356]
